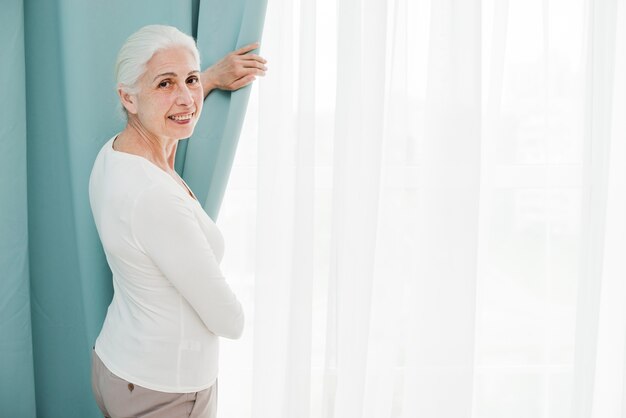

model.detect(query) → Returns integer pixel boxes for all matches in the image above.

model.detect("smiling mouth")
[168,112,194,121]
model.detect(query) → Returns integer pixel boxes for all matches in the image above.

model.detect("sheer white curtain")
[214,0,626,417]
[577,0,626,417]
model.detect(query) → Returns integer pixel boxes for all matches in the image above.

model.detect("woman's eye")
[158,80,171,88]
[187,76,199,85]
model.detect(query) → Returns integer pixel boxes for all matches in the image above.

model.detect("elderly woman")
[89,25,266,418]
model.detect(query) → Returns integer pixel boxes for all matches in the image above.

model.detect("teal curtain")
[0,1,267,416]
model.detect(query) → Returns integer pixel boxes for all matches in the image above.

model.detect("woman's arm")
[200,42,267,98]
[132,186,245,339]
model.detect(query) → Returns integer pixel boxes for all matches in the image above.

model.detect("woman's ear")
[118,85,138,115]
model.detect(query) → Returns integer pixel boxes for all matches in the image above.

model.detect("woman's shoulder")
[91,141,173,201]
[93,136,158,180]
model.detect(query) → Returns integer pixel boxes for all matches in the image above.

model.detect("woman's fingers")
[240,58,267,71]
[241,53,267,64]
[225,67,264,91]
[229,75,257,91]
[241,64,266,77]
[233,42,260,56]
[233,44,267,66]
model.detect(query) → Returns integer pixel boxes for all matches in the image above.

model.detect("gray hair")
[115,25,201,117]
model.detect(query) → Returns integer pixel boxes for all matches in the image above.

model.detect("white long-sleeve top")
[89,135,244,393]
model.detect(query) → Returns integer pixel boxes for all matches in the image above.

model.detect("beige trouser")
[91,349,217,418]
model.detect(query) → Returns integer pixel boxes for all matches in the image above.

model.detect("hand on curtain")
[200,42,267,97]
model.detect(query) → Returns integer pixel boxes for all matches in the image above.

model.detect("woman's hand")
[201,42,267,98]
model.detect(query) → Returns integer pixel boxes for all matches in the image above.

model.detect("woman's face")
[124,47,203,141]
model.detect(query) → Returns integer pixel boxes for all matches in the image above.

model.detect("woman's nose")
[176,84,194,106]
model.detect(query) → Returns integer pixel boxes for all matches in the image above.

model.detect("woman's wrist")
[200,69,217,98]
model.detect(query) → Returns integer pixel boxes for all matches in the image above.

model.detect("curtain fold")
[0,2,37,417]
[403,1,481,416]
[329,0,387,416]
[584,0,626,416]
[572,0,619,416]
[251,0,297,414]
[181,0,269,220]
[24,0,95,415]
[283,0,316,416]
[0,1,267,416]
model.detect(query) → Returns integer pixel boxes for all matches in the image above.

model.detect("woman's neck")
[116,119,178,172]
